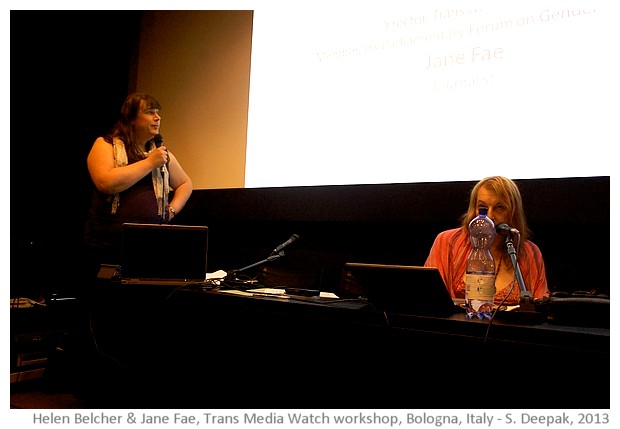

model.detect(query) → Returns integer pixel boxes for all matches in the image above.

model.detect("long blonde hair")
[459,176,531,240]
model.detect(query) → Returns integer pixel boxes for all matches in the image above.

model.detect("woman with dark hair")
[425,176,549,305]
[70,93,193,405]
[84,93,193,271]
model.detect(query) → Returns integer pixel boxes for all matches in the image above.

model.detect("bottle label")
[465,274,496,300]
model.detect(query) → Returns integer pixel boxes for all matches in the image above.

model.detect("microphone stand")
[226,251,286,282]
[503,233,544,323]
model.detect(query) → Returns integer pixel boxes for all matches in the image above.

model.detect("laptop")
[121,223,209,286]
[343,262,461,317]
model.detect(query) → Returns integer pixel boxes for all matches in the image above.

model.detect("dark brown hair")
[105,93,161,163]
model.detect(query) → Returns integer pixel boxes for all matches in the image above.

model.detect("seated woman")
[425,176,549,305]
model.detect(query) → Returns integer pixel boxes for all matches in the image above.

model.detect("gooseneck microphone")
[272,234,300,254]
[496,223,519,235]
[227,234,302,281]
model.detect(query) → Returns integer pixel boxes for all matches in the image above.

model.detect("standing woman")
[425,176,549,305]
[84,93,193,274]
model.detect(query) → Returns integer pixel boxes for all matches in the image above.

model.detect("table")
[88,281,609,409]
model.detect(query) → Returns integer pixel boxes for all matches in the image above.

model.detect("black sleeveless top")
[84,174,165,264]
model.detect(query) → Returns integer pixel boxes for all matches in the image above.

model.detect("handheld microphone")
[153,134,167,221]
[496,223,519,235]
[272,234,300,254]
[153,134,169,170]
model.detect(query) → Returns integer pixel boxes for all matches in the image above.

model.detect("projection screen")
[245,2,615,188]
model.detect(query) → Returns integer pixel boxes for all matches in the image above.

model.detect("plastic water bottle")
[465,206,496,319]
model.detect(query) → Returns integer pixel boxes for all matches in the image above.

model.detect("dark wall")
[10,11,142,298]
[176,177,610,295]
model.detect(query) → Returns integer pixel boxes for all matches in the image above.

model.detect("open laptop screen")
[121,223,208,284]
[343,262,461,317]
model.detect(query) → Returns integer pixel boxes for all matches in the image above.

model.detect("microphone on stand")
[271,234,300,255]
[225,234,301,282]
[496,223,519,235]
[496,223,544,323]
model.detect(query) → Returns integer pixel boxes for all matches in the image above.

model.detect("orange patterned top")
[424,228,549,305]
